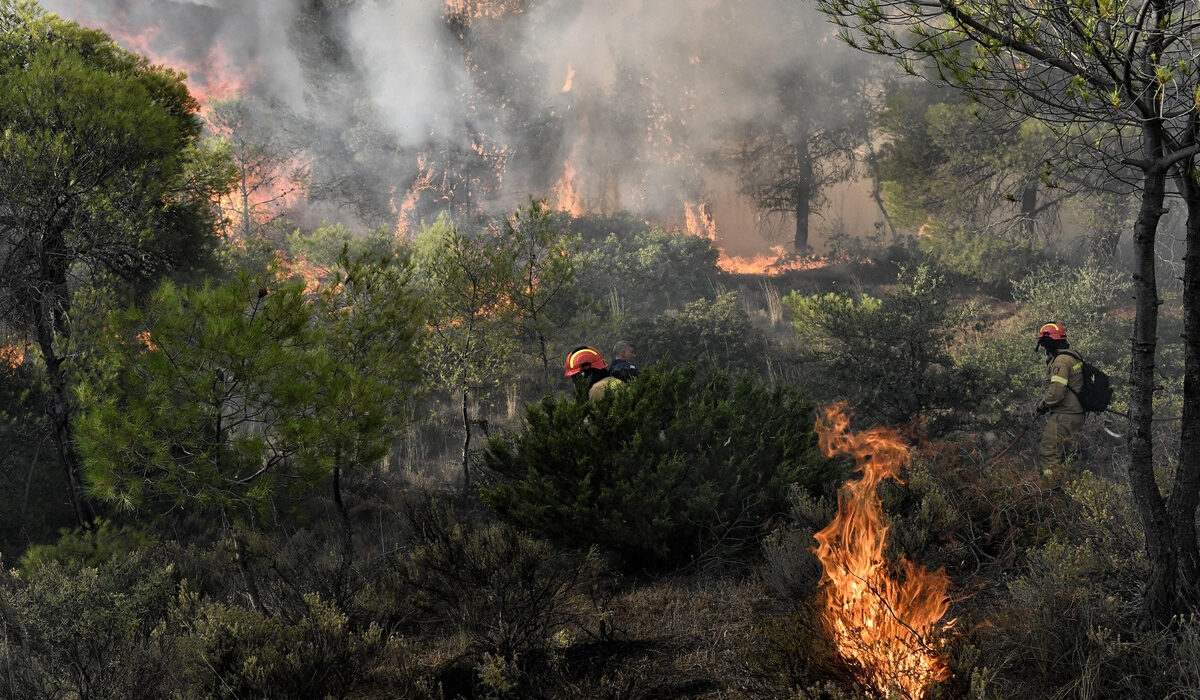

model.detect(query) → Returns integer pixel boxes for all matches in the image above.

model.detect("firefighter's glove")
[1036,403,1049,415]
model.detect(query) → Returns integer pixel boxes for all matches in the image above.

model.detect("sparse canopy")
[818,0,1200,621]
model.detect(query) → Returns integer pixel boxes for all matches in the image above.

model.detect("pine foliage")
[481,366,834,570]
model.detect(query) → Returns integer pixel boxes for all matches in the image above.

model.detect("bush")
[917,225,1046,294]
[975,471,1152,698]
[482,366,836,571]
[784,263,985,432]
[18,519,156,574]
[172,592,389,700]
[621,292,770,376]
[575,228,720,318]
[392,501,598,661]
[0,550,177,700]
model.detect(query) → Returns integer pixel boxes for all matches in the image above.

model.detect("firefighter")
[1034,322,1085,478]
[564,346,625,402]
[609,340,639,381]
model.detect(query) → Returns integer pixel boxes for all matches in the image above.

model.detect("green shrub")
[575,228,720,317]
[0,550,177,700]
[18,519,156,574]
[972,472,1153,698]
[482,366,835,570]
[917,225,1045,293]
[784,263,985,432]
[621,292,770,376]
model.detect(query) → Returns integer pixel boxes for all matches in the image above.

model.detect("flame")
[276,253,325,294]
[215,152,309,246]
[684,201,719,242]
[391,154,439,239]
[67,6,247,113]
[561,66,575,93]
[812,404,953,698]
[444,0,525,26]
[0,344,25,368]
[681,201,851,276]
[136,331,157,352]
[553,160,586,216]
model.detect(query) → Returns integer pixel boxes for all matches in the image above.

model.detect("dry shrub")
[172,591,391,700]
[0,550,177,700]
[760,487,834,604]
[971,471,1162,698]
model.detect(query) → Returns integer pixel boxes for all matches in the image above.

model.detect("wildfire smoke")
[813,403,953,698]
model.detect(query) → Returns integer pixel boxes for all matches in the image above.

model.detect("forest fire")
[444,0,525,24]
[553,161,587,216]
[813,404,953,698]
[89,16,245,110]
[683,201,840,276]
[58,2,831,277]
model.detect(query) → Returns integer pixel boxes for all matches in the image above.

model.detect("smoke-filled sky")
[39,0,889,254]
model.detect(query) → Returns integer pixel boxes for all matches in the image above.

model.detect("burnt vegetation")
[2,0,1200,698]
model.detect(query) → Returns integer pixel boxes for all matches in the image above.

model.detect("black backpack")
[1065,351,1114,413]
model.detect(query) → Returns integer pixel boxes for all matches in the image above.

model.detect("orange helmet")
[565,346,606,377]
[1036,322,1067,341]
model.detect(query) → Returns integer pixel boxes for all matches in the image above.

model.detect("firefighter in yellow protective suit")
[1034,322,1085,478]
[564,346,625,402]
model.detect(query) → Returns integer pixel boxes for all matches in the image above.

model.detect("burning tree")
[205,97,310,247]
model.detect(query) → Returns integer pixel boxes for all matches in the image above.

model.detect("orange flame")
[275,253,326,294]
[0,344,25,368]
[444,0,525,26]
[391,154,438,239]
[561,66,575,93]
[682,201,849,276]
[553,160,586,216]
[684,201,719,242]
[136,331,157,352]
[813,404,953,698]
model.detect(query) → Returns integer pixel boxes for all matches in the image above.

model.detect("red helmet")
[565,346,606,377]
[1036,322,1067,341]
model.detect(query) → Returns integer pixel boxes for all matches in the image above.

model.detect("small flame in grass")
[562,65,575,93]
[444,0,525,25]
[682,201,853,276]
[813,403,953,699]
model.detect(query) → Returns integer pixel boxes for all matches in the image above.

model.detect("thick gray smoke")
[38,0,880,253]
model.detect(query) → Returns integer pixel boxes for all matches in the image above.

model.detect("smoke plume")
[39,0,883,253]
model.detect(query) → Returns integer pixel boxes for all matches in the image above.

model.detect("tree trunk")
[229,520,264,613]
[1171,166,1200,606]
[794,139,813,253]
[863,137,900,242]
[35,226,88,528]
[1020,181,1038,237]
[1128,155,1174,622]
[332,464,354,557]
[461,389,472,494]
